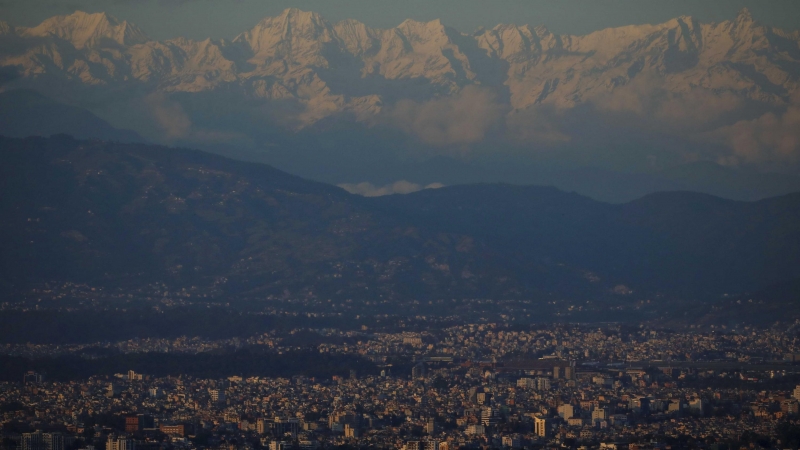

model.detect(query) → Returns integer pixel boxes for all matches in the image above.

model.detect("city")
[4,322,800,450]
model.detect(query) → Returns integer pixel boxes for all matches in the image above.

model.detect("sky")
[2,0,799,40]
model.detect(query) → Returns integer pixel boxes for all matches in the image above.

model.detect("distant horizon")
[2,0,799,41]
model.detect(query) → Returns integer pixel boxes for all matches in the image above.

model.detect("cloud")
[592,75,744,133]
[381,86,506,147]
[144,92,192,140]
[338,180,444,197]
[699,95,800,166]
[505,105,571,145]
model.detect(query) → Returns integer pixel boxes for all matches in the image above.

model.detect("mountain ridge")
[3,135,799,309]
[2,8,800,203]
[2,8,797,124]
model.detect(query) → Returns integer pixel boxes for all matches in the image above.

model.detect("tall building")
[558,404,574,419]
[793,385,800,402]
[209,389,225,403]
[465,424,485,435]
[592,408,609,421]
[425,418,436,435]
[536,378,551,391]
[257,419,268,435]
[43,433,63,450]
[424,440,439,450]
[22,431,63,450]
[21,431,44,450]
[534,416,550,438]
[501,436,522,449]
[481,407,499,427]
[159,424,186,437]
[124,416,139,434]
[23,371,43,384]
[273,417,300,438]
[404,441,422,450]
[106,436,135,450]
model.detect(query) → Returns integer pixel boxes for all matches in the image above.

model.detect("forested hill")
[2,135,799,306]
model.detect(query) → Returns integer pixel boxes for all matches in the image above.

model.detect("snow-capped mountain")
[1,8,798,128]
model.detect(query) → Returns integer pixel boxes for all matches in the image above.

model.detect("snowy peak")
[334,19,379,56]
[234,8,336,66]
[22,11,149,49]
[1,8,798,128]
[396,18,450,44]
[735,8,755,26]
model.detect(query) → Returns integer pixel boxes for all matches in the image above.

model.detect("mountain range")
[2,8,796,118]
[1,8,800,202]
[2,135,799,325]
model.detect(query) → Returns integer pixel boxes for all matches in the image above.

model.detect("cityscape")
[2,1,800,450]
[4,320,800,450]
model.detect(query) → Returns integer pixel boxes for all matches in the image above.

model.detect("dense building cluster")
[3,324,800,450]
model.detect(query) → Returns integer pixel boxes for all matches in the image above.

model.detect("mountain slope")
[1,8,796,125]
[0,135,579,300]
[370,186,800,296]
[0,89,143,142]
[2,136,800,304]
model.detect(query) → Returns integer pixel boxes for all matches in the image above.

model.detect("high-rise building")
[273,417,300,437]
[534,416,550,438]
[343,424,359,438]
[465,424,485,435]
[23,371,43,384]
[106,436,135,450]
[592,408,608,421]
[269,441,289,450]
[257,419,268,435]
[22,431,63,450]
[536,378,551,391]
[159,424,186,437]
[404,441,422,450]
[209,389,225,403]
[558,404,574,420]
[43,433,63,450]
[501,436,522,449]
[22,431,44,450]
[124,416,139,434]
[425,418,436,434]
[481,407,499,427]
[424,440,439,450]
[793,385,800,402]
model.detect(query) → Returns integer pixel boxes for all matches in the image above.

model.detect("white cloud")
[338,180,444,197]
[700,101,800,166]
[144,92,193,140]
[381,86,506,147]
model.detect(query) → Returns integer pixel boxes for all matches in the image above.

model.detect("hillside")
[2,136,799,309]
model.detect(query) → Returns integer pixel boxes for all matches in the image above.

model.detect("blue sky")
[2,0,799,40]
